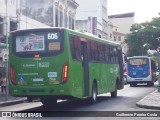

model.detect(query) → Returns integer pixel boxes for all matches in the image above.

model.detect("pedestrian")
[0,77,2,94]
[1,74,7,95]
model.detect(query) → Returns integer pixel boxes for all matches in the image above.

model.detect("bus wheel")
[130,83,133,87]
[130,83,136,87]
[27,97,33,102]
[41,98,57,106]
[111,84,117,98]
[90,82,97,104]
[147,82,154,86]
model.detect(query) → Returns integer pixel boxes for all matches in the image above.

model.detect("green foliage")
[126,17,160,56]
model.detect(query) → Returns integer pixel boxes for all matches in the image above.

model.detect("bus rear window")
[13,30,64,57]
[16,35,45,52]
[128,58,148,66]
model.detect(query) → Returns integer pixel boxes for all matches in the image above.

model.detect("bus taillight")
[62,63,68,83]
[126,69,128,75]
[10,65,16,85]
[34,54,40,58]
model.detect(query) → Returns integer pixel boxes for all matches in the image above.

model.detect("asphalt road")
[0,83,159,120]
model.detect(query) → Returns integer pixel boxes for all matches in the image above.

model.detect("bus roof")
[67,28,120,47]
[11,27,121,48]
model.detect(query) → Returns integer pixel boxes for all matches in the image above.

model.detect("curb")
[0,98,27,107]
[136,90,160,110]
[136,102,160,110]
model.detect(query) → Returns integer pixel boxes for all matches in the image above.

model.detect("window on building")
[72,18,74,30]
[69,15,72,29]
[114,36,116,41]
[55,8,59,27]
[110,34,112,39]
[64,13,68,27]
[98,34,101,38]
[10,21,17,31]
[60,10,63,27]
[0,17,3,34]
[118,36,121,41]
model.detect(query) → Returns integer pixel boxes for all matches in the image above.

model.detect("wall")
[75,0,108,38]
[109,17,135,34]
[0,0,17,18]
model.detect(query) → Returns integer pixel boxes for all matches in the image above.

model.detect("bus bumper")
[126,76,152,84]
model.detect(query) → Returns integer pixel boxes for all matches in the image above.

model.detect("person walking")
[1,74,7,95]
[0,77,2,94]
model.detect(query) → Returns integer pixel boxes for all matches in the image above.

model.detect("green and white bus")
[9,27,124,105]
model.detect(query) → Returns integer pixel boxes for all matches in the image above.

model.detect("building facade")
[75,0,108,39]
[108,12,135,35]
[0,0,79,77]
[107,12,135,54]
[0,0,18,76]
[20,0,78,29]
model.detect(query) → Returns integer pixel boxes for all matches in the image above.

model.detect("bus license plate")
[135,79,142,80]
[33,78,43,82]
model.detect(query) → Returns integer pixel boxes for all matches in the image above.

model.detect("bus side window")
[70,36,81,60]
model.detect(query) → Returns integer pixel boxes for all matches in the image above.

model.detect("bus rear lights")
[148,69,150,75]
[10,65,16,85]
[62,63,68,83]
[34,54,40,58]
[126,70,128,75]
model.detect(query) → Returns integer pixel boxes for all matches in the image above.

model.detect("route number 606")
[48,33,58,40]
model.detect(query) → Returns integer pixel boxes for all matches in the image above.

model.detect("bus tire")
[147,82,154,86]
[130,83,135,87]
[133,83,137,87]
[90,82,97,104]
[27,97,33,102]
[41,98,57,106]
[111,84,117,98]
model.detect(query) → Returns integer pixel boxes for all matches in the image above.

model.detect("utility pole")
[5,0,8,96]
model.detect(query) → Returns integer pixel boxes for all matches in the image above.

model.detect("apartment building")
[108,12,135,54]
[75,0,108,39]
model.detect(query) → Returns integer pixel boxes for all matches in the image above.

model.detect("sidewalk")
[0,86,27,106]
[136,90,160,110]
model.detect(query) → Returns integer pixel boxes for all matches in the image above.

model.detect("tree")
[125,17,160,56]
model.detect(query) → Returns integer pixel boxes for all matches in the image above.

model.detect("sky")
[108,0,160,23]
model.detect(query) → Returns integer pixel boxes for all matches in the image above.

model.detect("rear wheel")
[130,83,137,87]
[130,83,133,87]
[111,84,117,98]
[147,82,154,86]
[133,83,137,87]
[89,82,97,104]
[41,97,57,107]
[27,97,33,102]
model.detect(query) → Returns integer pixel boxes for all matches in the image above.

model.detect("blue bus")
[126,56,156,86]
